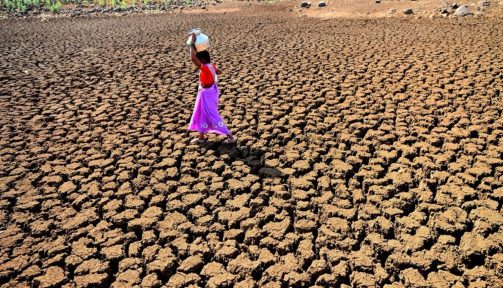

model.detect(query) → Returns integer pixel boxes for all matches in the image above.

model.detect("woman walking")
[187,33,235,144]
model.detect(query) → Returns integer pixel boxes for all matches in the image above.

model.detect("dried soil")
[0,11,502,287]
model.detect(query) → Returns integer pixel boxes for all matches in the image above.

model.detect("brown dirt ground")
[0,6,503,288]
[202,0,503,18]
[293,0,503,19]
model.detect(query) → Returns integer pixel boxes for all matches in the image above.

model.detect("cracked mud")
[0,12,502,288]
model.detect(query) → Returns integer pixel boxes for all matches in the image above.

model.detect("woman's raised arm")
[189,33,202,69]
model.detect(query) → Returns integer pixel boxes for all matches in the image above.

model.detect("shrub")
[50,0,61,12]
[17,1,27,12]
[1,0,29,11]
[3,0,16,10]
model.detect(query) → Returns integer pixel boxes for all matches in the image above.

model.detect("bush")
[0,0,200,12]
[49,0,61,12]
[16,0,27,11]
[1,0,29,11]
[3,0,16,10]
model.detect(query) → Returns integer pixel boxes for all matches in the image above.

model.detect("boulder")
[479,0,490,7]
[403,8,413,14]
[439,2,460,14]
[318,1,327,7]
[454,5,472,16]
[301,1,311,8]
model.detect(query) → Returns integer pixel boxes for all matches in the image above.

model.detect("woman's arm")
[189,33,202,69]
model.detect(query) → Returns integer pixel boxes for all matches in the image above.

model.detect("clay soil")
[0,9,502,288]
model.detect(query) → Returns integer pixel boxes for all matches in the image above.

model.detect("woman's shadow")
[199,140,284,178]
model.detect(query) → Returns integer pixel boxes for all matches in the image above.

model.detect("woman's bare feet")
[190,133,206,144]
[190,137,205,144]
[223,135,236,144]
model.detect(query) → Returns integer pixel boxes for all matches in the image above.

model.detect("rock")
[454,5,472,16]
[388,8,396,14]
[301,1,311,8]
[479,0,490,8]
[318,1,327,7]
[403,8,413,15]
[375,0,381,3]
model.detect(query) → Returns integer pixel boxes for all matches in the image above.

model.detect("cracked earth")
[0,11,502,288]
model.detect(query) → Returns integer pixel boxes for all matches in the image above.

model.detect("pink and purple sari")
[188,64,231,136]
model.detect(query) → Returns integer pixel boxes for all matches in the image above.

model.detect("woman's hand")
[191,33,197,45]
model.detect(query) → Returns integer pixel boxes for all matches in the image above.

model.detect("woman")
[187,33,235,144]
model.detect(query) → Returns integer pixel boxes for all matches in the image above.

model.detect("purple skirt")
[188,84,231,136]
